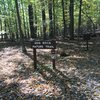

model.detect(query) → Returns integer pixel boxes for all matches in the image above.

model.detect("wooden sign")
[30,39,56,70]
[31,40,56,49]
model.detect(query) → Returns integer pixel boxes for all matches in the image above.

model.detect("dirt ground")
[0,37,100,100]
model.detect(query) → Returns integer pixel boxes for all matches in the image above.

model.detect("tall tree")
[28,4,36,38]
[69,0,74,40]
[53,0,55,37]
[15,0,27,53]
[21,0,27,39]
[78,0,82,41]
[41,0,46,40]
[48,0,53,39]
[7,0,13,40]
[34,4,38,38]
[61,0,66,39]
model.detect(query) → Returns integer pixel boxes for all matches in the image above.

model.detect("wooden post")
[52,58,55,69]
[86,40,89,50]
[51,49,56,69]
[33,48,37,70]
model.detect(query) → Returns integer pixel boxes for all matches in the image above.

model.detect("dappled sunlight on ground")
[0,37,100,99]
[19,75,61,96]
[0,47,62,99]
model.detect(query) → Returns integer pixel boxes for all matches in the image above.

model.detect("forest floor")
[0,36,100,100]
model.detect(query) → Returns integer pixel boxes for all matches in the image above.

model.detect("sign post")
[31,39,56,70]
[33,48,37,70]
[51,49,56,69]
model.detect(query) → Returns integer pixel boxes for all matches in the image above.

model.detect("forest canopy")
[0,0,100,40]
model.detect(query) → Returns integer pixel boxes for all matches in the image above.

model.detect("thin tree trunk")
[34,5,38,37]
[41,0,46,40]
[15,16,19,40]
[25,8,30,38]
[4,19,7,31]
[78,0,82,41]
[26,13,30,38]
[53,0,55,38]
[3,0,7,32]
[0,20,2,31]
[48,0,53,39]
[62,0,66,39]
[21,0,27,39]
[7,0,12,39]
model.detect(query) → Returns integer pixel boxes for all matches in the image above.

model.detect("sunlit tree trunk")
[3,0,7,32]
[15,16,19,40]
[21,0,27,39]
[7,0,12,40]
[26,11,30,38]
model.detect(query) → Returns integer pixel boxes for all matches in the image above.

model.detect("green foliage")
[0,0,99,39]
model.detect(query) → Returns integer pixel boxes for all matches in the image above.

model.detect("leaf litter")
[0,37,100,99]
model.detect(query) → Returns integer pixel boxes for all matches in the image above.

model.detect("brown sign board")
[30,39,56,70]
[31,40,56,49]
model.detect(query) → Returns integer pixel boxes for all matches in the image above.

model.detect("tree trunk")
[25,8,30,39]
[41,0,46,40]
[15,0,27,53]
[0,20,2,31]
[7,0,12,40]
[34,5,38,38]
[28,4,36,38]
[78,0,82,41]
[61,0,66,39]
[15,17,19,40]
[21,0,27,39]
[48,0,53,39]
[53,0,55,38]
[69,0,74,40]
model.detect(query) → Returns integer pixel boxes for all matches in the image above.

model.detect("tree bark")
[15,0,27,53]
[21,0,27,39]
[69,0,74,40]
[78,0,82,41]
[28,4,37,38]
[53,0,55,38]
[48,0,53,39]
[62,0,66,39]
[41,0,46,40]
